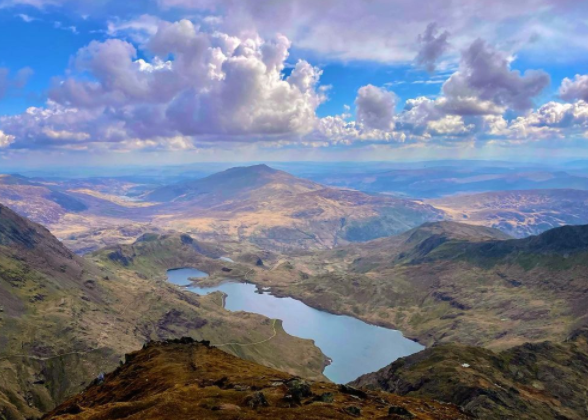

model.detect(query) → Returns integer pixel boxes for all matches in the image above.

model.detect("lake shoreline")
[168,268,424,384]
[187,270,426,347]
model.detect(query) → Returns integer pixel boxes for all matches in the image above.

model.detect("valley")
[169,269,423,384]
[2,163,588,419]
[190,221,588,350]
[0,205,328,419]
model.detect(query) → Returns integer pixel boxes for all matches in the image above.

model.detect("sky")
[1,0,588,168]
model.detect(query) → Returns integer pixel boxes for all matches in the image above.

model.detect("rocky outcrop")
[351,329,588,419]
[44,339,468,420]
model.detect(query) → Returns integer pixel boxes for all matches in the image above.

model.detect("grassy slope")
[44,339,467,420]
[0,207,327,420]
[214,222,588,350]
[351,329,588,420]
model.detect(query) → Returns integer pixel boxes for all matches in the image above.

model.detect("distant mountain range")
[3,165,588,254]
[431,189,588,237]
[0,165,444,253]
[309,166,588,198]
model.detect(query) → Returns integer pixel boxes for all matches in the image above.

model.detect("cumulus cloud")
[560,74,588,102]
[0,131,15,148]
[441,39,549,113]
[415,23,449,73]
[355,85,397,131]
[506,100,588,139]
[2,21,325,151]
[320,37,553,145]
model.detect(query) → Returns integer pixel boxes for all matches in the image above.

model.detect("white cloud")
[17,13,37,22]
[427,115,473,135]
[2,21,326,151]
[0,131,15,148]
[107,15,163,44]
[355,85,397,131]
[441,39,549,113]
[560,74,588,102]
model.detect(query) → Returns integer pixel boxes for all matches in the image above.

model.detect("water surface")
[167,267,208,287]
[168,268,423,383]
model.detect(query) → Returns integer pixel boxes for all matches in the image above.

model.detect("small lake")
[167,268,209,286]
[167,268,423,384]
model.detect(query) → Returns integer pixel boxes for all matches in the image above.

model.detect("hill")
[430,189,588,237]
[311,166,588,198]
[0,174,88,225]
[226,222,588,350]
[141,164,444,250]
[0,205,328,419]
[1,166,444,253]
[351,329,588,419]
[145,164,321,204]
[44,339,467,420]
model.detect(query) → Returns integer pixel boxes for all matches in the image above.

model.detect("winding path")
[212,318,278,347]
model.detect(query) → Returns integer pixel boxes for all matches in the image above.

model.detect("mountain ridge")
[351,329,588,419]
[43,338,467,420]
[0,204,329,419]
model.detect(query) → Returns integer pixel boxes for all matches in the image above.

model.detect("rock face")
[351,329,588,420]
[44,339,468,420]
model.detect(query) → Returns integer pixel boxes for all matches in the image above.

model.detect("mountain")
[310,166,588,198]
[235,222,588,350]
[145,164,320,204]
[0,205,328,419]
[430,189,588,238]
[0,167,444,253]
[351,329,588,420]
[141,164,444,250]
[0,174,88,225]
[44,339,467,420]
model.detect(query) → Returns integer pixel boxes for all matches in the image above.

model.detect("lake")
[167,268,424,384]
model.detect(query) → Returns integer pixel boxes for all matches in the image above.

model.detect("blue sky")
[1,0,588,167]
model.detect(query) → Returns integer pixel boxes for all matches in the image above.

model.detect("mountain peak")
[239,163,276,172]
[145,164,313,203]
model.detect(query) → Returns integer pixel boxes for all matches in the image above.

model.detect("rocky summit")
[44,338,468,420]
